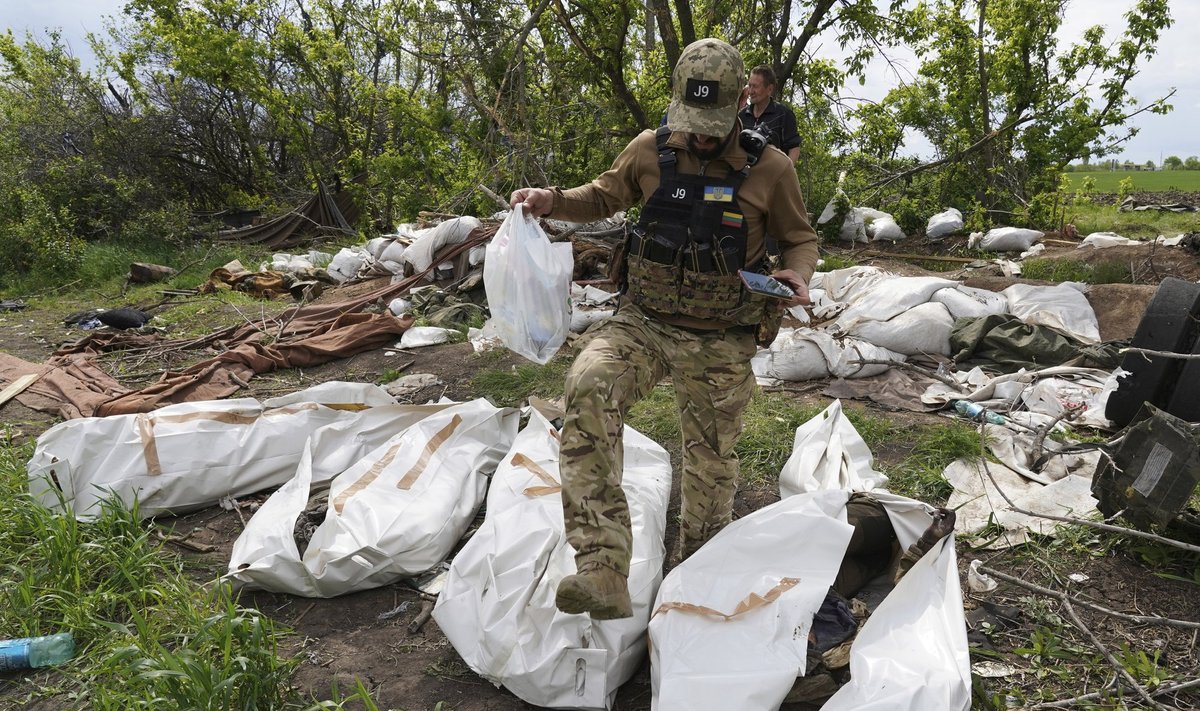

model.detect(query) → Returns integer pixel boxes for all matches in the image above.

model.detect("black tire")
[1165,330,1200,423]
[1105,277,1200,427]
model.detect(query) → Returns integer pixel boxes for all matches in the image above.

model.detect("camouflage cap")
[666,39,746,138]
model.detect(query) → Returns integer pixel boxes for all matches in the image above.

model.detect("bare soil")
[3,240,1200,710]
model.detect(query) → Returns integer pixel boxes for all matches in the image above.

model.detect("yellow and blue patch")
[721,211,743,229]
[703,186,734,202]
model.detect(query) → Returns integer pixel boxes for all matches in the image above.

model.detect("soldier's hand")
[770,269,811,308]
[510,188,554,217]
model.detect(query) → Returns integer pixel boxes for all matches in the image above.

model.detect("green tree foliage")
[861,0,1172,227]
[0,0,1177,287]
[1163,155,1182,170]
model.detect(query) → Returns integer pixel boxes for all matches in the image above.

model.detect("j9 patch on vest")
[685,79,720,106]
[704,186,733,202]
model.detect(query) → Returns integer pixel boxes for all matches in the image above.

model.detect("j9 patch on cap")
[685,79,720,105]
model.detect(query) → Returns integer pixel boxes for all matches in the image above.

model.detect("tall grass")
[0,435,369,709]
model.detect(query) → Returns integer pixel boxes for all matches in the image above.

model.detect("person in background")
[510,38,819,619]
[740,64,801,164]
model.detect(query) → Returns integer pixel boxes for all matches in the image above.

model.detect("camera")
[739,122,770,156]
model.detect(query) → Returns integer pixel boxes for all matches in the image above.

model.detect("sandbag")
[843,301,954,356]
[400,216,482,274]
[932,285,1009,320]
[434,411,671,709]
[925,208,963,239]
[1001,282,1100,344]
[968,227,1044,252]
[327,246,370,282]
[751,328,907,383]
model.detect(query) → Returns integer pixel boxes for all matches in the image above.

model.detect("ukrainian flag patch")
[704,186,734,202]
[721,211,743,228]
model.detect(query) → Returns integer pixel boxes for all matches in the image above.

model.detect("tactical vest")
[624,127,770,325]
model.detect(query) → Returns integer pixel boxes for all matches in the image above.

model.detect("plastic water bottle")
[952,400,1007,425]
[0,633,76,671]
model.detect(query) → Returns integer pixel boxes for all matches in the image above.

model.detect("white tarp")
[434,411,672,709]
[26,382,397,520]
[944,457,1098,549]
[649,489,856,710]
[227,399,518,597]
[649,405,970,711]
[779,400,888,496]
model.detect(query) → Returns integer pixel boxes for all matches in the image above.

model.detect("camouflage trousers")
[560,302,757,577]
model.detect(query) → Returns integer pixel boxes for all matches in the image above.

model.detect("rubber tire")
[1105,277,1200,427]
[1165,330,1200,423]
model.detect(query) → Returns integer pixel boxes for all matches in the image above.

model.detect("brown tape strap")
[135,405,318,476]
[396,414,462,490]
[512,452,562,497]
[652,576,801,621]
[331,413,463,512]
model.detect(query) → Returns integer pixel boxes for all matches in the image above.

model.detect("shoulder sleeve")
[550,131,654,222]
[762,155,818,282]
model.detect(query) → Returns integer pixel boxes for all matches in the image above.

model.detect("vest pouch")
[679,268,759,322]
[626,254,682,314]
[630,228,681,265]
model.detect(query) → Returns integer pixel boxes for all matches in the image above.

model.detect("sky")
[3,0,1197,163]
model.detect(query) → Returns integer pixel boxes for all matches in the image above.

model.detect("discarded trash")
[971,661,1017,678]
[953,400,1007,425]
[377,601,412,621]
[1092,403,1200,530]
[0,632,75,671]
[398,326,457,348]
[95,307,150,330]
[968,559,998,592]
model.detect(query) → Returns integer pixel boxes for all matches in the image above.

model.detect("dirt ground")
[3,235,1200,711]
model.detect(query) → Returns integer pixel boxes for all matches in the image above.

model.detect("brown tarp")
[217,180,360,249]
[1,230,493,419]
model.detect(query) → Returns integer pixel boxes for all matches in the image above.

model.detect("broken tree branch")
[477,184,510,211]
[976,565,1200,631]
[1033,677,1200,709]
[1121,346,1200,361]
[866,113,1035,191]
[1060,598,1168,710]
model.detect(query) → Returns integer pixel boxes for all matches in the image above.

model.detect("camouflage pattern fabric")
[559,302,757,576]
[666,39,747,138]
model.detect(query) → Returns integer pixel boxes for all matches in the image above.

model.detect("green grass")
[1064,201,1200,239]
[1065,169,1200,193]
[0,434,373,709]
[1019,258,1132,284]
[469,354,572,408]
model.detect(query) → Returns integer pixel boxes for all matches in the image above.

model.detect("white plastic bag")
[483,206,574,363]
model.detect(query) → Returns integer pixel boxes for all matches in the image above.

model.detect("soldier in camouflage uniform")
[511,38,820,619]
